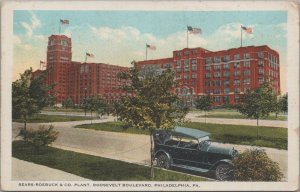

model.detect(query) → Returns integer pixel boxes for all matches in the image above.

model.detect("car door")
[193,141,211,169]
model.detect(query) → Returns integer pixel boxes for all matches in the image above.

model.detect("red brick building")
[136,46,280,106]
[40,34,130,105]
[34,34,280,107]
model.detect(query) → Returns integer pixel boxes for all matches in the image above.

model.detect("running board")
[171,164,210,173]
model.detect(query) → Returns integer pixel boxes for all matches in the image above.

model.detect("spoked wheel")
[215,163,233,181]
[157,154,170,169]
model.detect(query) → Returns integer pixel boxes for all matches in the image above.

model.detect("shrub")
[20,125,59,147]
[232,148,283,181]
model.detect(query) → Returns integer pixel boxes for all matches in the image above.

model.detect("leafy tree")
[237,81,277,137]
[280,93,288,114]
[116,63,188,178]
[233,148,283,181]
[194,94,213,123]
[12,68,56,135]
[85,95,107,123]
[62,97,74,108]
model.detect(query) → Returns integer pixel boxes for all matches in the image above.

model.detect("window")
[234,54,240,60]
[224,80,230,86]
[205,73,211,78]
[244,70,250,76]
[259,78,264,84]
[192,73,197,79]
[191,59,197,64]
[234,79,240,86]
[184,68,189,72]
[224,88,230,94]
[234,62,240,68]
[192,65,197,71]
[214,89,221,94]
[244,61,250,68]
[50,40,55,46]
[214,80,221,86]
[258,68,264,75]
[184,59,189,66]
[214,96,221,102]
[244,53,250,59]
[214,72,221,78]
[176,68,181,72]
[176,61,181,68]
[223,55,230,62]
[184,74,189,80]
[234,88,241,93]
[214,57,221,63]
[205,81,211,87]
[223,63,230,69]
[223,71,230,77]
[234,70,240,76]
[184,51,190,55]
[176,52,181,57]
[258,60,264,67]
[205,57,212,64]
[234,95,240,102]
[205,66,211,71]
[244,78,250,85]
[214,65,221,70]
[163,63,173,68]
[61,40,68,46]
[205,90,211,94]
[258,52,264,59]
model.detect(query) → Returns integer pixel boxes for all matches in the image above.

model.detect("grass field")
[13,114,93,123]
[12,141,207,181]
[196,109,287,121]
[76,122,287,150]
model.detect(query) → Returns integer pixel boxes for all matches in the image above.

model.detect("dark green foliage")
[232,148,283,181]
[12,141,206,181]
[12,68,56,131]
[195,95,213,123]
[280,93,288,114]
[62,97,74,108]
[85,95,107,117]
[20,125,59,147]
[116,66,187,130]
[237,81,277,126]
[13,114,93,123]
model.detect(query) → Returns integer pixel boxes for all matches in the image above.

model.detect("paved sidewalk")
[12,158,90,181]
[185,113,288,128]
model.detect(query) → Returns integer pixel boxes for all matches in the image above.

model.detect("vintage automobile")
[153,126,238,181]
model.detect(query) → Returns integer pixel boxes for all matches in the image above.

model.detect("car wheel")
[215,163,233,181]
[157,154,170,169]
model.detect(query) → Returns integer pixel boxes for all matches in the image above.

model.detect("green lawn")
[13,114,93,123]
[43,107,85,113]
[196,109,287,121]
[76,122,287,150]
[12,141,207,181]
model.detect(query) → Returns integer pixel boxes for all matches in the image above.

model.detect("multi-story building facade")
[38,34,130,105]
[34,34,280,107]
[136,46,280,106]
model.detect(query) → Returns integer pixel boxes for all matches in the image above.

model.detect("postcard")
[1,0,299,191]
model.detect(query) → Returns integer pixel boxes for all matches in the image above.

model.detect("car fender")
[154,150,173,164]
[209,159,233,170]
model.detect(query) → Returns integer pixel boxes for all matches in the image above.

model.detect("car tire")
[215,163,233,181]
[157,154,170,169]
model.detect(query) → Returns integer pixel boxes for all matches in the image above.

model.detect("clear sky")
[13,10,287,92]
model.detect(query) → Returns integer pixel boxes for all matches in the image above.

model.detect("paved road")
[41,110,288,128]
[185,112,288,128]
[12,158,91,181]
[12,118,287,180]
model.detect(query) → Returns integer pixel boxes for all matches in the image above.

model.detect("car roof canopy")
[172,126,211,139]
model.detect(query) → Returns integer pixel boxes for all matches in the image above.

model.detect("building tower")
[46,35,72,104]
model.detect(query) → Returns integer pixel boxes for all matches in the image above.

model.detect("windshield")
[198,136,210,143]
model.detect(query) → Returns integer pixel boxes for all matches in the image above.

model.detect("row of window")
[205,87,250,95]
[205,69,254,78]
[205,78,251,87]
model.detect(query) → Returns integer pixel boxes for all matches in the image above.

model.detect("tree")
[237,81,277,137]
[116,63,188,178]
[194,94,213,123]
[280,93,288,114]
[62,97,74,108]
[12,68,56,136]
[233,148,283,181]
[85,95,107,123]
